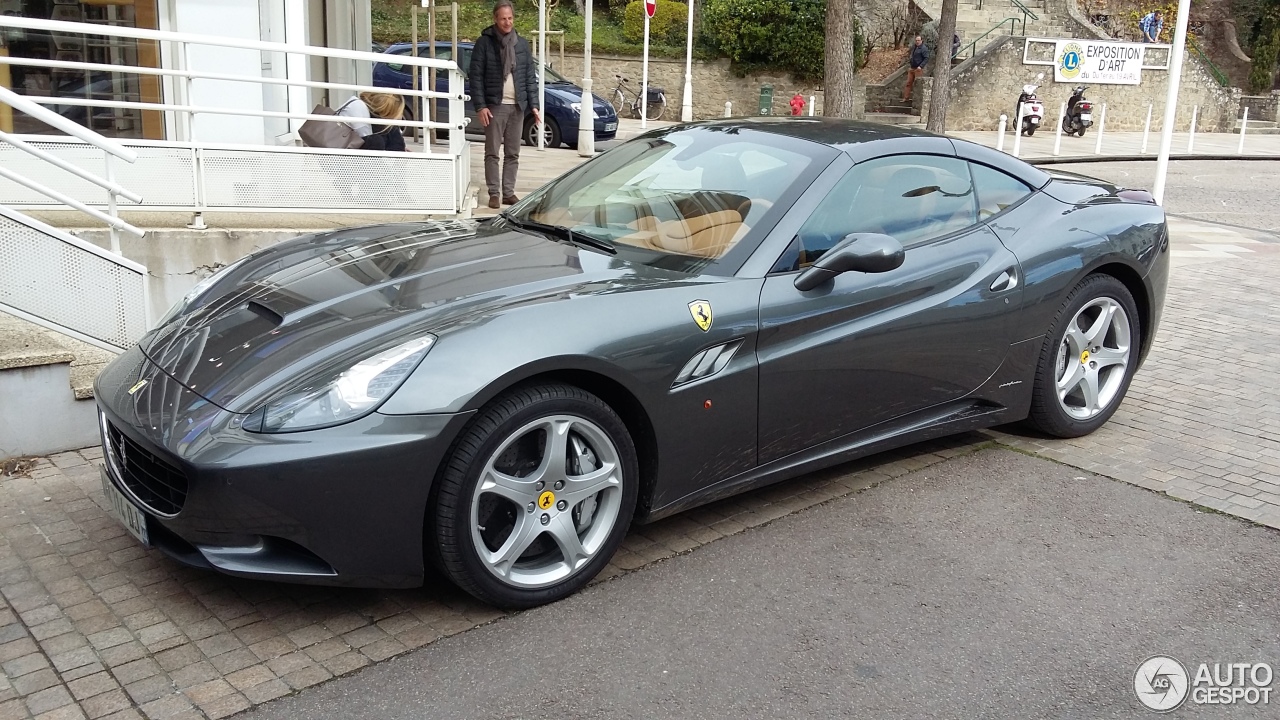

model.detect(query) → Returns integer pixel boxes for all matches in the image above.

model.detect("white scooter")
[1015,73,1046,137]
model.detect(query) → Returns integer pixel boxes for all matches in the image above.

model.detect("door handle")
[990,268,1019,292]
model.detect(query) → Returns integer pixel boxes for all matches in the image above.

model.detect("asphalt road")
[237,448,1280,719]
[1052,159,1280,234]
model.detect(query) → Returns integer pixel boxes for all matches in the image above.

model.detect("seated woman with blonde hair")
[335,92,408,152]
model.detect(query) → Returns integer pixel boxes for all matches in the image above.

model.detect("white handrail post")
[1093,103,1107,155]
[1012,106,1024,157]
[1141,103,1152,153]
[1153,0,1192,206]
[449,67,465,158]
[997,114,1007,152]
[1187,105,1198,153]
[809,95,815,116]
[1239,106,1249,154]
[179,40,195,142]
[1053,101,1065,156]
[104,154,121,255]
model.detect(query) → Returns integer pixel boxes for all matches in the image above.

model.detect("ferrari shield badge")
[127,380,148,395]
[688,300,713,332]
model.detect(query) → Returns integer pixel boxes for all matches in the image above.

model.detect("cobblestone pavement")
[2,215,1278,719]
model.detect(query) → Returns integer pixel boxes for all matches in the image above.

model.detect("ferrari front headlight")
[245,335,436,433]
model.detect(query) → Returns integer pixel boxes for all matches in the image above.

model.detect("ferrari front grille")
[104,420,188,516]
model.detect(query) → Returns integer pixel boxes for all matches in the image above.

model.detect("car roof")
[677,117,1051,188]
[385,41,475,52]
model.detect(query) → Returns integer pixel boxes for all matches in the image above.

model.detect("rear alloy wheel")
[432,384,638,608]
[524,115,561,148]
[1028,274,1141,438]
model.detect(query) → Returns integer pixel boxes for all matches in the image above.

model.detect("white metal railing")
[0,16,472,216]
[0,85,143,253]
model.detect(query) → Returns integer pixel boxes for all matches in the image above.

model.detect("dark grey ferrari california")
[95,118,1168,608]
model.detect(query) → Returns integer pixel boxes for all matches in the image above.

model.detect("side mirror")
[793,233,905,292]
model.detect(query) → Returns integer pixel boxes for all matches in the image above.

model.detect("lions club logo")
[1059,42,1083,79]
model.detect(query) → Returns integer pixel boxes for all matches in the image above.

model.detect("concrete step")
[0,310,111,459]
[864,112,924,127]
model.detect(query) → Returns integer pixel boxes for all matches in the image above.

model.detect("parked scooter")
[1015,73,1046,136]
[1062,85,1094,136]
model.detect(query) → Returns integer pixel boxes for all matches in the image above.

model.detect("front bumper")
[95,344,474,589]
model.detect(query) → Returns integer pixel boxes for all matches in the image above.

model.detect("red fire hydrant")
[789,93,805,116]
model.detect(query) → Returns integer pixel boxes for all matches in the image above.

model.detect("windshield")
[508,125,828,275]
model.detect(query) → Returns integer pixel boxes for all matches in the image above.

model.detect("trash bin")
[758,85,773,115]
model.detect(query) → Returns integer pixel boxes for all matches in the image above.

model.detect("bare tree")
[925,0,958,133]
[825,0,860,117]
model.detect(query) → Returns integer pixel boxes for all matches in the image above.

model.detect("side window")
[970,162,1033,220]
[779,154,978,271]
[385,47,452,72]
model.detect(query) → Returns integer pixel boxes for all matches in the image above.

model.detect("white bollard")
[996,115,1007,152]
[1012,105,1025,157]
[1093,103,1107,155]
[724,101,732,117]
[1187,105,1198,154]
[1053,101,1066,156]
[1239,106,1249,154]
[809,95,815,116]
[1141,103,1152,154]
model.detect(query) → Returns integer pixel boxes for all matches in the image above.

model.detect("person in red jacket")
[790,92,805,116]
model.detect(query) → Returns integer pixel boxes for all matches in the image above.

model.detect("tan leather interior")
[618,209,748,258]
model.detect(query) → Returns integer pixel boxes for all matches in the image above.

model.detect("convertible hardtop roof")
[680,117,1053,189]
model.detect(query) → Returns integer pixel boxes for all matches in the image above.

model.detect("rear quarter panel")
[983,184,1168,352]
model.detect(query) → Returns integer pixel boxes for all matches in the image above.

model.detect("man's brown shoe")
[488,195,500,209]
[502,195,519,205]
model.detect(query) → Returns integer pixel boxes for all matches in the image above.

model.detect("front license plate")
[100,466,149,546]
[604,122,617,132]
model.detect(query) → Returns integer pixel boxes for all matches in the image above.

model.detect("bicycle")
[611,74,666,121]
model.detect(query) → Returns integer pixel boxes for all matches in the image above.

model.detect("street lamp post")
[1152,0,1192,205]
[681,0,694,121]
[578,0,594,155]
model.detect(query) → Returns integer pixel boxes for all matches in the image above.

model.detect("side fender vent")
[672,339,744,388]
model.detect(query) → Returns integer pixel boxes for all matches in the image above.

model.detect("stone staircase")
[863,0,1075,127]
[0,310,114,459]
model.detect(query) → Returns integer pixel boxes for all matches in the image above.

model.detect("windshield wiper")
[500,212,617,255]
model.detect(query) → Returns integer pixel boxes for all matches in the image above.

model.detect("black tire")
[431,384,639,609]
[612,88,628,117]
[1078,127,1088,137]
[1027,274,1142,438]
[523,115,561,148]
[1062,117,1072,134]
[1025,124,1037,136]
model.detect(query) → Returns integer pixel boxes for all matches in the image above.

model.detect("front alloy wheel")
[1028,274,1141,437]
[432,384,637,608]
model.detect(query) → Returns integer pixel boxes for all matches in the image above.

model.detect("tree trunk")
[925,0,958,133]
[824,0,859,118]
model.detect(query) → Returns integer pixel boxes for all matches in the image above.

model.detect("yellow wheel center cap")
[538,491,556,510]
[1080,350,1090,364]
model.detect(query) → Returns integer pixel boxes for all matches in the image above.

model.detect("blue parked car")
[372,41,618,149]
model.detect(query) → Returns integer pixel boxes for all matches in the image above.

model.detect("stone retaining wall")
[1239,93,1280,123]
[551,54,825,120]
[940,35,1241,132]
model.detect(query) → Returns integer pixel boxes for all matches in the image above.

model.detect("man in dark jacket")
[470,0,542,209]
[902,35,929,102]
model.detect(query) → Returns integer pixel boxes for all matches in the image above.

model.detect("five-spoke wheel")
[432,385,638,608]
[1029,274,1141,437]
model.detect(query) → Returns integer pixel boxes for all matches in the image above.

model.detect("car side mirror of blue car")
[793,233,906,292]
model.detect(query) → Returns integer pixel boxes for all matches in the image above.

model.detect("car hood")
[138,220,680,414]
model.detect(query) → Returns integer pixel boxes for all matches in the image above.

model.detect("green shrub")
[699,0,857,82]
[623,0,690,46]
